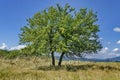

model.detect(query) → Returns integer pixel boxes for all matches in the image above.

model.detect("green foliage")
[19,4,102,65]
[19,4,75,55]
[5,50,21,59]
[0,49,9,57]
[0,49,47,59]
[0,49,22,59]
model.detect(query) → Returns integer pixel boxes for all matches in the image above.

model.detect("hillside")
[55,54,120,62]
[0,57,120,80]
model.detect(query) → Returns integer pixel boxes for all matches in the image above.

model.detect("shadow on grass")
[36,64,120,72]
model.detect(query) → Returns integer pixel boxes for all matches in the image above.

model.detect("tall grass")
[0,57,120,80]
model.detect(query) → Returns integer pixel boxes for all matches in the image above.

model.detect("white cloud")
[108,53,120,58]
[9,45,26,50]
[112,48,119,53]
[113,27,120,32]
[117,40,120,44]
[86,47,120,59]
[100,47,109,54]
[0,43,26,51]
[0,43,7,50]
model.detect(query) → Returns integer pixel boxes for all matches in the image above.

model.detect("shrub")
[5,50,21,59]
[0,49,9,58]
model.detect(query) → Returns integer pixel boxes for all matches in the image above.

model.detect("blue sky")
[0,0,120,58]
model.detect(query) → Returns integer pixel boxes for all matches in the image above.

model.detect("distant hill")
[106,56,120,62]
[55,55,120,62]
[80,56,120,62]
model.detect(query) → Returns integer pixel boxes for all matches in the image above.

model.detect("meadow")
[0,57,120,80]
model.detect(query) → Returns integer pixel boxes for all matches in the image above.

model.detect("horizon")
[0,0,120,59]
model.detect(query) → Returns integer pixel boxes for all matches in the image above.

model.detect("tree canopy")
[19,4,102,66]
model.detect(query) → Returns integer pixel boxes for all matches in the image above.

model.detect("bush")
[5,50,21,59]
[0,49,9,58]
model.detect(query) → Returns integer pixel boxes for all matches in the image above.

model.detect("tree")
[19,4,102,66]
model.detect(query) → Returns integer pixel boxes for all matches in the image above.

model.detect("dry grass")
[0,57,120,80]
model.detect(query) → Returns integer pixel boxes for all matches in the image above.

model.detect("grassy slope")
[0,57,120,80]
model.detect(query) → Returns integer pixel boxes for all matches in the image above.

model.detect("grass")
[0,57,120,80]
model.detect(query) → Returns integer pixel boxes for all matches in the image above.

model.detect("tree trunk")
[58,52,65,66]
[51,51,55,66]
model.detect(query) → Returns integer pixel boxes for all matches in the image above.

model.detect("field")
[0,57,120,80]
